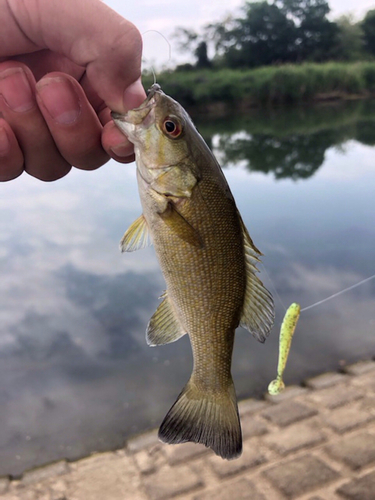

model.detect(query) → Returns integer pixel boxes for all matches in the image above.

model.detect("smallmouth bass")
[112,84,274,459]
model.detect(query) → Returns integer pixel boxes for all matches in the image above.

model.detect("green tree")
[333,15,364,61]
[278,0,338,61]
[278,0,330,21]
[213,2,298,67]
[362,9,375,57]
[206,0,338,68]
[172,27,211,68]
[195,41,212,68]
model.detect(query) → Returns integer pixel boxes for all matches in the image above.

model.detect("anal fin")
[146,292,187,346]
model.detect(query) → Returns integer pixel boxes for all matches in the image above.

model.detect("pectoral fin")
[159,202,203,248]
[239,214,275,342]
[120,215,151,252]
[146,292,187,346]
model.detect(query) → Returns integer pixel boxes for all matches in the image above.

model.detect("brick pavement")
[1,360,375,500]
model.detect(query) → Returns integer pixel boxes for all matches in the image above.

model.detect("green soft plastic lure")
[268,303,301,395]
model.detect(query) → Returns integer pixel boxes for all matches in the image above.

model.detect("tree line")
[174,0,375,70]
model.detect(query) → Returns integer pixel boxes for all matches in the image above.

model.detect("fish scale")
[112,84,274,460]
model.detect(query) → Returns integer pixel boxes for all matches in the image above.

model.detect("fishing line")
[261,263,375,315]
[150,66,157,85]
[142,29,173,64]
[300,273,375,312]
[260,263,287,313]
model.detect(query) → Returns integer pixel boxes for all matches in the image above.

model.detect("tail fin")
[158,377,242,460]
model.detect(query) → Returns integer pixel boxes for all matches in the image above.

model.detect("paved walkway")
[1,360,375,500]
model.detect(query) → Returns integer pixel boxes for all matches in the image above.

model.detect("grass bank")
[143,62,375,113]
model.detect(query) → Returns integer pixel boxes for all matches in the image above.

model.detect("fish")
[112,84,274,460]
[268,302,301,396]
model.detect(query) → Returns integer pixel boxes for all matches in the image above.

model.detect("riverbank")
[144,62,375,115]
[1,359,374,500]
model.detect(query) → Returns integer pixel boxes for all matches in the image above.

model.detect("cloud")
[0,161,164,361]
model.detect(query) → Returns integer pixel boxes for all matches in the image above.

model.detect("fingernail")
[0,126,10,156]
[0,68,35,112]
[110,143,133,157]
[37,77,81,124]
[123,79,146,110]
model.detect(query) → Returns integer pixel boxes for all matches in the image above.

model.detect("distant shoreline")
[188,91,375,117]
[143,61,375,116]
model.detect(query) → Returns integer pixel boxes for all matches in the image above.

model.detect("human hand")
[0,0,146,181]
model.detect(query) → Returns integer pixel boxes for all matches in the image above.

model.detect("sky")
[104,0,375,68]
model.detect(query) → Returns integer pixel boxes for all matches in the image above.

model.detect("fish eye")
[162,116,182,138]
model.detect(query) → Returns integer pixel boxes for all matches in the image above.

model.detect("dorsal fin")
[239,215,275,342]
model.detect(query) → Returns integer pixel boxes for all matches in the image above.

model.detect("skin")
[0,0,146,182]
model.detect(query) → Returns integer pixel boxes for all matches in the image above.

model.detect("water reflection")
[198,99,375,179]
[1,100,375,476]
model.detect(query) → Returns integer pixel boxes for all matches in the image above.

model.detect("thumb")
[2,0,145,111]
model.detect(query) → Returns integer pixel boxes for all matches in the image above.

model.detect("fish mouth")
[128,83,163,111]
[111,84,163,125]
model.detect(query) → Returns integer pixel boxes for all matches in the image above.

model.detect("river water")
[1,100,375,476]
